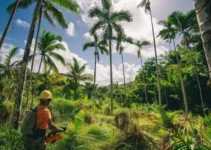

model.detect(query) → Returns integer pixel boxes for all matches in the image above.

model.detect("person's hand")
[57,128,64,132]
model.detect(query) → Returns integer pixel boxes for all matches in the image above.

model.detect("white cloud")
[77,0,163,42]
[84,32,94,41]
[95,62,140,86]
[66,22,75,37]
[15,19,30,28]
[0,40,140,86]
[24,38,36,56]
[77,0,168,61]
[30,40,140,86]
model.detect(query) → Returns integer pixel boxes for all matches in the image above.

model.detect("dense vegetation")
[1,0,211,149]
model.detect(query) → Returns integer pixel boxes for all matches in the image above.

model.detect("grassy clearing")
[0,97,211,150]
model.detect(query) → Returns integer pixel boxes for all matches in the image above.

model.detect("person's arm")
[47,119,62,131]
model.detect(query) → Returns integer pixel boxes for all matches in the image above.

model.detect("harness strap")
[32,106,46,133]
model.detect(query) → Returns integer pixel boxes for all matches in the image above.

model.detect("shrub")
[84,111,92,124]
[87,124,107,140]
[115,111,129,131]
[0,125,24,150]
[0,101,13,124]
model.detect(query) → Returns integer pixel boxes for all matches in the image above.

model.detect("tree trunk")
[121,52,127,100]
[74,80,77,100]
[12,0,43,129]
[25,7,43,110]
[93,48,97,98]
[164,87,169,109]
[109,26,114,114]
[31,55,44,107]
[139,52,149,105]
[195,74,205,116]
[173,40,188,114]
[154,86,157,103]
[193,0,211,79]
[0,0,20,50]
[94,48,97,87]
[149,7,162,106]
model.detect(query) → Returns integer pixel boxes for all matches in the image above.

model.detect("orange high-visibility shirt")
[36,105,52,130]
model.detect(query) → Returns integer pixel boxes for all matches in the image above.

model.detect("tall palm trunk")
[26,7,43,110]
[195,74,205,116]
[193,0,211,79]
[139,52,149,105]
[74,80,77,100]
[94,48,97,86]
[12,0,43,129]
[173,40,188,114]
[93,49,97,98]
[121,52,127,100]
[0,0,20,50]
[164,87,169,109]
[109,26,114,114]
[149,7,161,106]
[30,55,44,107]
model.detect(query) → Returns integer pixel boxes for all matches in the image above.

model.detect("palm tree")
[61,58,93,100]
[12,0,43,130]
[36,68,65,90]
[193,0,211,79]
[0,47,19,78]
[8,0,79,110]
[134,40,150,105]
[0,0,21,50]
[138,0,162,106]
[83,33,108,88]
[113,34,133,100]
[12,0,79,129]
[168,10,196,48]
[29,30,66,106]
[89,0,132,113]
[158,20,188,114]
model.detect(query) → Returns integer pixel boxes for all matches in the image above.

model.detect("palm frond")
[43,11,57,28]
[46,43,66,52]
[5,47,19,66]
[93,33,99,43]
[83,42,95,51]
[158,20,168,26]
[51,0,79,14]
[48,52,65,65]
[98,46,108,55]
[80,74,93,81]
[137,49,141,58]
[89,7,105,18]
[7,0,33,14]
[168,11,186,29]
[90,20,106,35]
[141,41,150,46]
[44,55,59,73]
[137,0,148,8]
[79,64,87,74]
[110,10,133,22]
[101,0,112,11]
[46,4,68,28]
[111,23,125,36]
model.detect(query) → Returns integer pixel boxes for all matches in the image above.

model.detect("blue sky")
[0,0,194,85]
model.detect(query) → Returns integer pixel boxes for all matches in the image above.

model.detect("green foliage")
[157,106,175,128]
[87,124,107,140]
[0,125,24,150]
[0,101,13,124]
[114,111,129,131]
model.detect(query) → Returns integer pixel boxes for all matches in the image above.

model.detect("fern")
[157,106,175,128]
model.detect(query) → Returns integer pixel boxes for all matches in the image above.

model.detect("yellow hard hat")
[39,90,52,100]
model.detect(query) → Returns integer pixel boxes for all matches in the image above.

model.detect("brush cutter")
[45,126,66,144]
